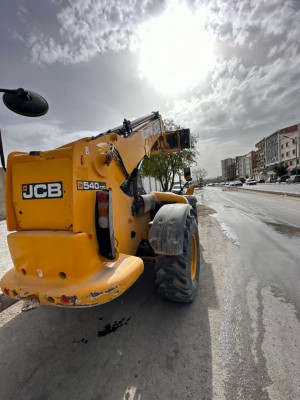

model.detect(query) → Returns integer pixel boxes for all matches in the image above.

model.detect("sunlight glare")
[138,3,216,95]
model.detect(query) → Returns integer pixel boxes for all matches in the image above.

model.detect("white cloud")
[11,31,26,44]
[17,4,29,21]
[3,120,97,158]
[27,0,167,65]
[9,0,300,177]
[166,41,300,138]
[203,0,299,43]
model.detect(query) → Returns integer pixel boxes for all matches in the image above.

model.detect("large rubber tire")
[155,216,200,303]
[191,205,198,224]
[184,195,198,224]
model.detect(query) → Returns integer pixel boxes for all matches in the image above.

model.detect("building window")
[281,153,284,158]
[286,142,289,147]
[290,161,293,165]
[293,149,296,155]
[281,144,284,149]
[286,151,290,157]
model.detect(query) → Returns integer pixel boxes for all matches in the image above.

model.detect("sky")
[0,0,299,177]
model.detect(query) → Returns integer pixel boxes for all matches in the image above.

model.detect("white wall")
[142,176,162,193]
[0,168,5,220]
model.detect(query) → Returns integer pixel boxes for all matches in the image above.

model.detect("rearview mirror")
[1,88,48,117]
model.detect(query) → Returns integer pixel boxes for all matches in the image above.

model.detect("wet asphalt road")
[202,187,300,310]
[0,187,300,399]
[198,187,300,400]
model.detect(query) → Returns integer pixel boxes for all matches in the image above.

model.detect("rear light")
[95,190,115,259]
[97,191,109,203]
[97,192,109,227]
[98,215,109,228]
[98,204,108,217]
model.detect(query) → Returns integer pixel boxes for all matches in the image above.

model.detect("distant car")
[171,184,182,194]
[229,180,243,186]
[286,175,300,183]
[245,179,257,185]
[266,177,276,183]
[277,175,289,182]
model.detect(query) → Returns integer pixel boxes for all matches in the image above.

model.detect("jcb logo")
[22,182,63,199]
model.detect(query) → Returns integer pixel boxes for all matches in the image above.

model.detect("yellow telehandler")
[0,88,199,311]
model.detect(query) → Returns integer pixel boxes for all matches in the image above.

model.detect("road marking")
[0,301,22,328]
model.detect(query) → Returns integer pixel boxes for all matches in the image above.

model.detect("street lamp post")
[283,135,298,182]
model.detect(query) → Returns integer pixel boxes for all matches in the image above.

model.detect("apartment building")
[279,124,300,171]
[235,155,246,179]
[221,158,236,181]
[220,122,299,181]
[253,138,267,181]
[245,151,258,178]
[265,131,280,178]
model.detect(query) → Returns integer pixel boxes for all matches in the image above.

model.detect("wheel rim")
[190,234,197,280]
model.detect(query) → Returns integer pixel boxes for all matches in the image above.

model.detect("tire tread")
[155,216,200,303]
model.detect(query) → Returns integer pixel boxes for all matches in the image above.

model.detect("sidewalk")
[0,221,13,298]
[0,220,18,310]
[226,183,300,198]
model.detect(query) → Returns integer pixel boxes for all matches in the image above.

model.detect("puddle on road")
[265,222,300,238]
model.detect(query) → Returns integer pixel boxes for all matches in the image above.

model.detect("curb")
[223,187,300,198]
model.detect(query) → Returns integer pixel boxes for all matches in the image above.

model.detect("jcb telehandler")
[0,88,200,311]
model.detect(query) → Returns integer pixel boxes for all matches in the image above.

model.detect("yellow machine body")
[1,114,191,308]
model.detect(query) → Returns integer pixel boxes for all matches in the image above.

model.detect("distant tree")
[141,119,198,191]
[193,167,207,186]
[274,162,287,176]
[290,167,298,175]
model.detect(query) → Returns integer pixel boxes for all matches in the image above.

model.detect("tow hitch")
[21,298,40,312]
